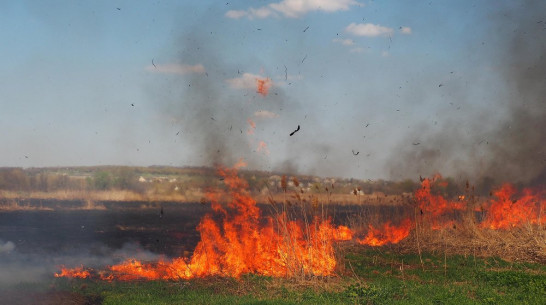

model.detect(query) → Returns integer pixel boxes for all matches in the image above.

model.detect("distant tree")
[113,167,137,190]
[93,171,112,190]
[398,179,418,193]
[0,168,29,190]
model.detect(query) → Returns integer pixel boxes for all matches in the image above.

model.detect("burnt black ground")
[0,200,408,258]
[0,199,409,288]
[0,201,208,257]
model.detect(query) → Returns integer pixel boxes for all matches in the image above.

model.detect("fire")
[480,183,545,229]
[357,218,412,246]
[56,162,349,280]
[55,168,546,281]
[256,141,270,155]
[54,266,90,279]
[247,118,256,135]
[333,225,353,241]
[414,175,466,229]
[256,77,271,96]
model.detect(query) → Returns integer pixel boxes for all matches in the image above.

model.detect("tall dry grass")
[396,194,546,264]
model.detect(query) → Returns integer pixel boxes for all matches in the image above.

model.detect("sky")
[1,0,545,183]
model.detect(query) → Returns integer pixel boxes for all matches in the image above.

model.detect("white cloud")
[345,23,393,37]
[270,0,359,18]
[226,0,360,19]
[400,26,412,34]
[226,73,272,90]
[225,10,247,19]
[145,63,205,75]
[254,110,279,119]
[249,7,276,18]
[333,38,355,46]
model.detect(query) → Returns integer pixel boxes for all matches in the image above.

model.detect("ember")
[255,77,271,96]
[256,140,270,155]
[247,118,256,135]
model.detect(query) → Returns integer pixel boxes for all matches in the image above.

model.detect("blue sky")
[1,1,543,182]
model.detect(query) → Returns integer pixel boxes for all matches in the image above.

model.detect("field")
[0,198,544,304]
[0,167,545,304]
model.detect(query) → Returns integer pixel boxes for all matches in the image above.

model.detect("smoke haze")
[387,0,546,185]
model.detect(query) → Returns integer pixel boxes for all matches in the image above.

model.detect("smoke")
[387,0,546,185]
[0,240,15,253]
[0,242,159,287]
[149,25,299,171]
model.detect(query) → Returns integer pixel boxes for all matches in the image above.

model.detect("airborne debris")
[301,54,307,63]
[352,150,359,156]
[289,125,300,136]
[152,59,156,68]
[303,26,309,32]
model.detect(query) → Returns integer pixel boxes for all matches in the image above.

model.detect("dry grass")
[255,193,407,206]
[0,189,193,203]
[397,213,546,264]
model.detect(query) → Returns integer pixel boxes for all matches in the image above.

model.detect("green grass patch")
[3,249,544,304]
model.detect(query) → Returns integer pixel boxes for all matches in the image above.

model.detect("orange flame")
[414,175,466,229]
[54,266,90,279]
[56,163,349,280]
[480,184,545,229]
[333,225,353,241]
[256,78,271,96]
[357,218,412,246]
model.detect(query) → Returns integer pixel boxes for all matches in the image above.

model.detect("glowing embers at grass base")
[56,161,350,281]
[357,218,412,246]
[480,183,545,230]
[54,266,90,279]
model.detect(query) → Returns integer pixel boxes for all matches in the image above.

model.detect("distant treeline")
[0,166,498,197]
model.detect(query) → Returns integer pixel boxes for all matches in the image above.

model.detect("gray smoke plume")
[149,27,298,170]
[387,0,546,186]
[0,242,159,287]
